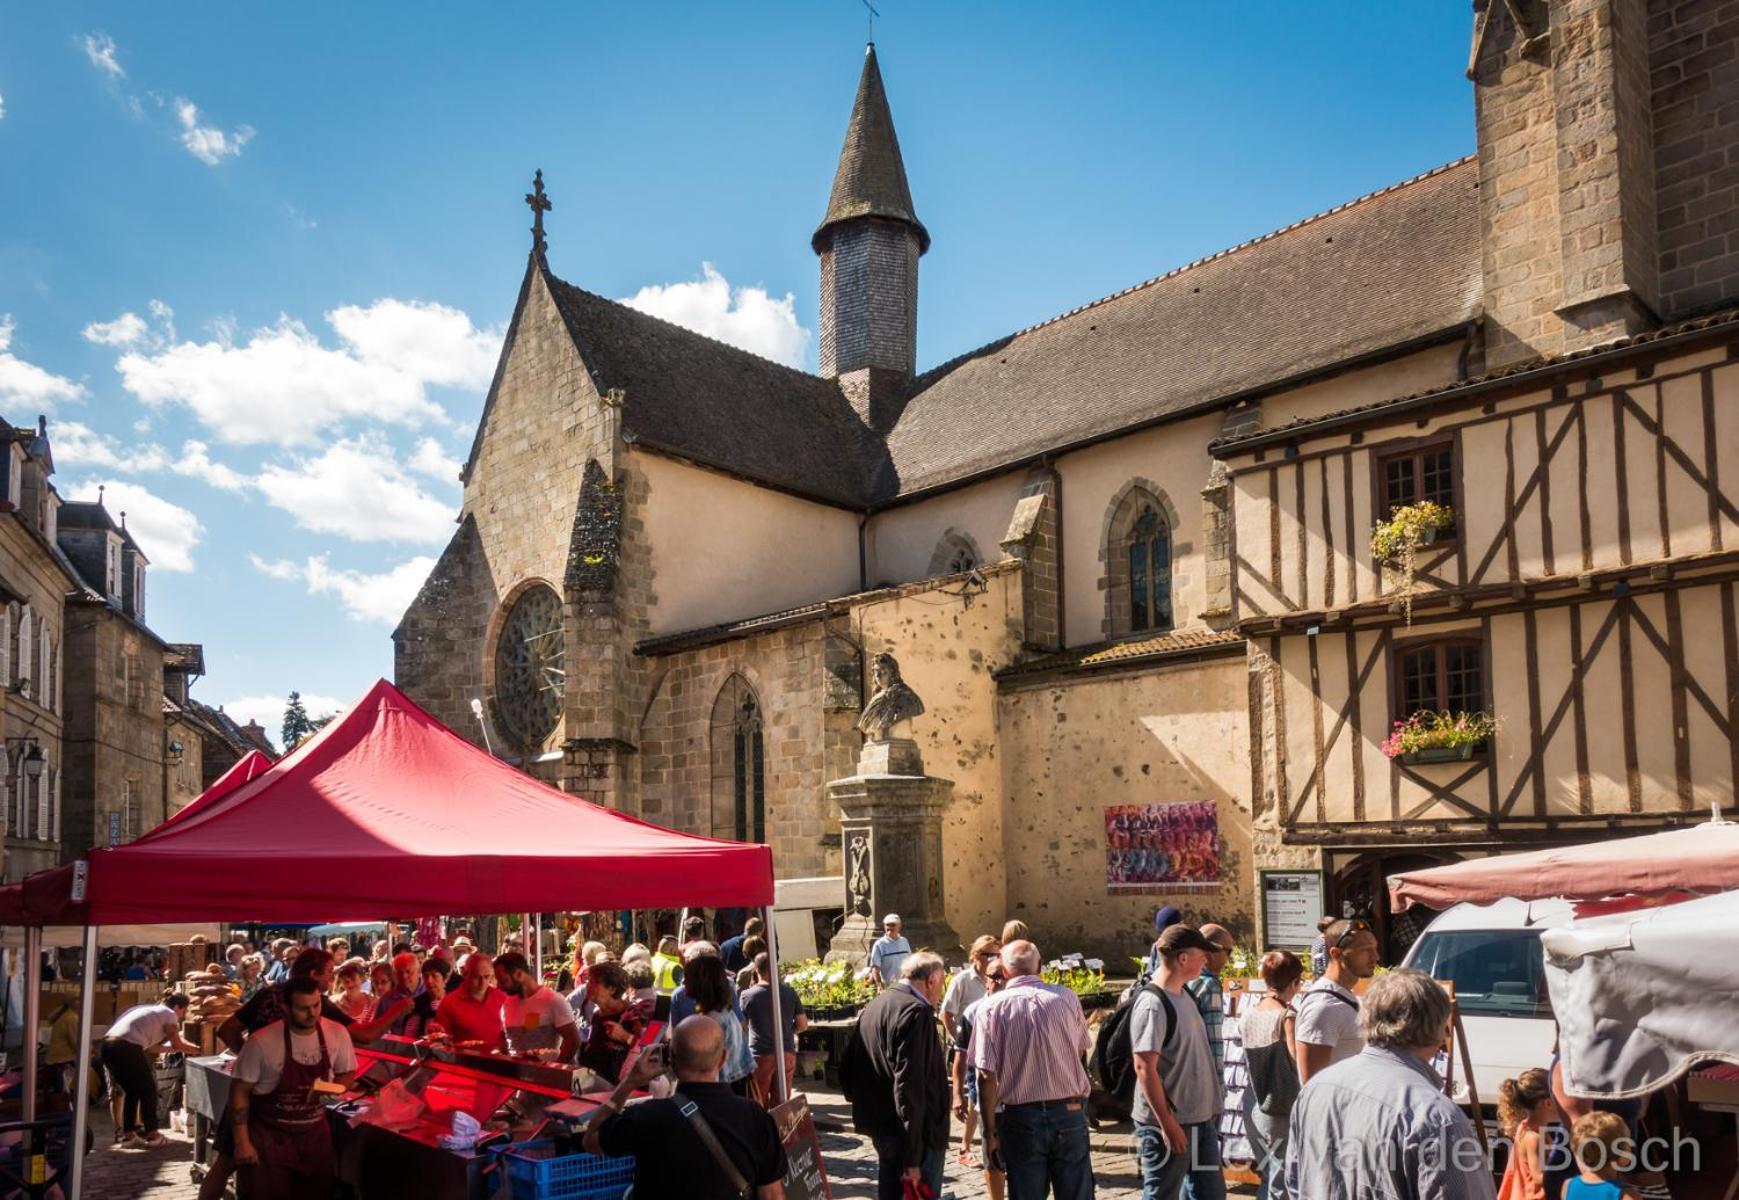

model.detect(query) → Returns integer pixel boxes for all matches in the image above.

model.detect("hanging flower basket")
[1382,710,1496,763]
[1371,501,1456,625]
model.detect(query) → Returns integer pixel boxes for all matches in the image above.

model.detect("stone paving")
[69,1082,1254,1200]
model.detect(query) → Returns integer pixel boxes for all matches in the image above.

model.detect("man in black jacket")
[841,950,950,1200]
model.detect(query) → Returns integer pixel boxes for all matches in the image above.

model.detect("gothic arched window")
[1104,484,1176,637]
[710,675,765,844]
[927,529,983,578]
[1128,507,1171,632]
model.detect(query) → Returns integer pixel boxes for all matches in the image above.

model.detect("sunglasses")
[1332,920,1372,950]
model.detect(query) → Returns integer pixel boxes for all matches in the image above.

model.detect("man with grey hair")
[1280,968,1495,1200]
[841,949,950,1200]
[975,939,1095,1200]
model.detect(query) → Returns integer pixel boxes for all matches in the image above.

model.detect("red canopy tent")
[145,747,273,838]
[1388,816,1739,911]
[12,680,778,1199]
[15,678,772,926]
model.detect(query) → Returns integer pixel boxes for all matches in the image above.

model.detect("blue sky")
[0,3,1474,734]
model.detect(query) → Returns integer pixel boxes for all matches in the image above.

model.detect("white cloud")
[83,33,124,79]
[621,263,810,369]
[68,479,202,572]
[50,421,168,473]
[105,298,500,446]
[254,434,455,544]
[0,317,86,411]
[408,437,461,482]
[250,553,436,625]
[218,692,346,731]
[173,98,253,165]
[327,299,501,389]
[176,440,250,492]
[82,312,149,348]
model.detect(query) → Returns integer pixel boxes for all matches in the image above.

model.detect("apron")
[240,1019,335,1200]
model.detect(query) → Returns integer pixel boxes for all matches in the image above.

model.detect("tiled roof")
[536,159,1482,510]
[1210,305,1739,455]
[813,45,929,254]
[186,697,279,759]
[544,277,877,508]
[998,628,1245,679]
[884,158,1482,497]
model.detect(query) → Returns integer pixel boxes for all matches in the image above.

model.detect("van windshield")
[1405,929,1550,1018]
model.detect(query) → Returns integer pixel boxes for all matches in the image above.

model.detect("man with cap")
[867,914,912,988]
[1132,925,1226,1200]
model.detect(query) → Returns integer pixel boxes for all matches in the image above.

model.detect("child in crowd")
[1497,1067,1555,1200]
[1567,1111,1639,1200]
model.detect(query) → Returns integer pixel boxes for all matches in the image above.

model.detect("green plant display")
[1370,500,1455,625]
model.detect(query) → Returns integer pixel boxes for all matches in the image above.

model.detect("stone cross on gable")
[525,169,552,261]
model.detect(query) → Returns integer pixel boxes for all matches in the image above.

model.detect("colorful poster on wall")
[1104,800,1221,894]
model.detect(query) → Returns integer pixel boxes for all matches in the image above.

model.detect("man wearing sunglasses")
[1294,918,1379,1084]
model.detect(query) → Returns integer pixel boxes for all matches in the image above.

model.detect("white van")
[1399,897,1573,1107]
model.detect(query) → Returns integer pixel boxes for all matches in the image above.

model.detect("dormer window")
[106,537,121,599]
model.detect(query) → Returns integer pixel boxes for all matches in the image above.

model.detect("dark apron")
[239,1020,335,1200]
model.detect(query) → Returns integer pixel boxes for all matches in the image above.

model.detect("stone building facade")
[399,5,1739,961]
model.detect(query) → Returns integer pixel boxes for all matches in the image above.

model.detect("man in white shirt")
[494,951,580,1062]
[867,914,912,987]
[103,994,201,1146]
[1294,917,1379,1084]
[231,977,357,1200]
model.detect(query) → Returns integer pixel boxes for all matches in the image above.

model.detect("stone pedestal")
[825,744,962,966]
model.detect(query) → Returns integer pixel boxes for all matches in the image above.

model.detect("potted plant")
[1041,954,1112,1006]
[782,958,876,1020]
[1371,501,1455,624]
[1382,709,1497,764]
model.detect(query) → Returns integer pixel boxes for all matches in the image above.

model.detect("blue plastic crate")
[498,1138,635,1200]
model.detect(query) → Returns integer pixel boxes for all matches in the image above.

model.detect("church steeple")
[814,44,926,381]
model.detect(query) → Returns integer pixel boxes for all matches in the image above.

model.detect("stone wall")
[0,516,69,879]
[1651,0,1739,316]
[61,606,166,854]
[997,652,1254,964]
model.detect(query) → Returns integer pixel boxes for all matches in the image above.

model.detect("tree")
[282,692,316,748]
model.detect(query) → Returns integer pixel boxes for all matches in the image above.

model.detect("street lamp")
[21,744,43,779]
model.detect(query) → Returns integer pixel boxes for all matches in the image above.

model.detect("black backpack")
[1089,983,1175,1106]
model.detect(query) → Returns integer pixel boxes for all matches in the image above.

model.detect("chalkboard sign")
[770,1094,832,1200]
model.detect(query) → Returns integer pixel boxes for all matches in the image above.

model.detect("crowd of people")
[835,908,1682,1200]
[82,908,1687,1200]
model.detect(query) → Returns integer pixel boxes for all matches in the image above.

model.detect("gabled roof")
[813,44,929,254]
[883,157,1482,497]
[483,157,1483,513]
[544,275,877,508]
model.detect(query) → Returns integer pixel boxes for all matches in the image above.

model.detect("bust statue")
[857,652,925,742]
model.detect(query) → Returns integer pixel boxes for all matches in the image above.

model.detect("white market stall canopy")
[1543,888,1739,1098]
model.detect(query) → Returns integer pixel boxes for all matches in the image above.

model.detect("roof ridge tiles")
[913,155,1477,385]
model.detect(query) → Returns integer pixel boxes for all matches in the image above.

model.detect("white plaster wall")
[864,473,1024,586]
[637,452,861,636]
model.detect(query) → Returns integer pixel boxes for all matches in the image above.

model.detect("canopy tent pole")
[531,913,542,982]
[67,924,98,1200]
[20,925,40,1125]
[763,905,790,1104]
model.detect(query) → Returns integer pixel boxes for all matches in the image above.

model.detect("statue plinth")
[825,740,962,966]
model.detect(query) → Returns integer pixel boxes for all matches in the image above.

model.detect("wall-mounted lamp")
[7,738,44,778]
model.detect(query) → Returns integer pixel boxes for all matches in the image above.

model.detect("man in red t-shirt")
[434,952,506,1050]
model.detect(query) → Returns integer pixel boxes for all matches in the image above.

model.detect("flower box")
[1403,743,1481,765]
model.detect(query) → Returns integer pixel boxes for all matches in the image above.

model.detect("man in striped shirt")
[973,940,1094,1200]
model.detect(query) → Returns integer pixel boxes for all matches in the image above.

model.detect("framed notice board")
[1260,870,1324,951]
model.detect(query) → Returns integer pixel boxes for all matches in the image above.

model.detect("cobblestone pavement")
[802,1084,1259,1200]
[70,1085,1256,1200]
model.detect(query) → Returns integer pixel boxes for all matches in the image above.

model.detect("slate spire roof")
[813,44,930,254]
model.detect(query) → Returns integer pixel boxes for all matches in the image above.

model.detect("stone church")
[398,1,1739,962]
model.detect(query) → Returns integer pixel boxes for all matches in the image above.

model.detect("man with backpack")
[1293,918,1379,1084]
[1127,925,1225,1200]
